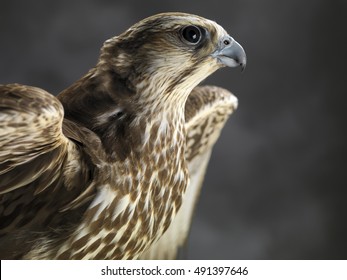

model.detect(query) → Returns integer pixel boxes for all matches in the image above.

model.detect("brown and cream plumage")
[139,86,238,259]
[0,12,246,259]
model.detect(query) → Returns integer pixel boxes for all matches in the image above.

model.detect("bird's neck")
[58,68,189,162]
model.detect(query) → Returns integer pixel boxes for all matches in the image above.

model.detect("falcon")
[0,12,246,259]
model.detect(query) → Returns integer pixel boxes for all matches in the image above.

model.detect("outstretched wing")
[139,85,238,259]
[0,84,95,259]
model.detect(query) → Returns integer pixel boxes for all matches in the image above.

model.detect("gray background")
[1,0,346,259]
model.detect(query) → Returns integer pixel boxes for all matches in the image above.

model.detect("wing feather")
[0,84,69,194]
[0,84,97,259]
[139,85,238,259]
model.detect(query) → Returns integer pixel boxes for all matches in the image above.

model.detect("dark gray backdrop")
[1,0,346,259]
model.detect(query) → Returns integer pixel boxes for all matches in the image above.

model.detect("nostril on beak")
[223,39,231,46]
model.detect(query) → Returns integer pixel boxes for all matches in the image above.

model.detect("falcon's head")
[98,12,246,103]
[59,13,246,157]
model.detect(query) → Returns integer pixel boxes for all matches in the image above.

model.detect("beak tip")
[241,62,246,72]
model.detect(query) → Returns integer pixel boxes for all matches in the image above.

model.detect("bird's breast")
[54,121,189,259]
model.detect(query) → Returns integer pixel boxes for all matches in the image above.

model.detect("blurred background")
[1,0,346,259]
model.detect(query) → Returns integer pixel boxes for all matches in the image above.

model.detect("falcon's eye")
[181,25,203,45]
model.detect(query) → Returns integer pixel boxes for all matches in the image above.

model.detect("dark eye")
[181,25,203,45]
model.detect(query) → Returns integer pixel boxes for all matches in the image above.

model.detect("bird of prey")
[0,12,246,259]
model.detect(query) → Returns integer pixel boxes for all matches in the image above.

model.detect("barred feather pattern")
[0,12,244,259]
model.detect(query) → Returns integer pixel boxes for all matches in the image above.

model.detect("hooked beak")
[212,35,247,71]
